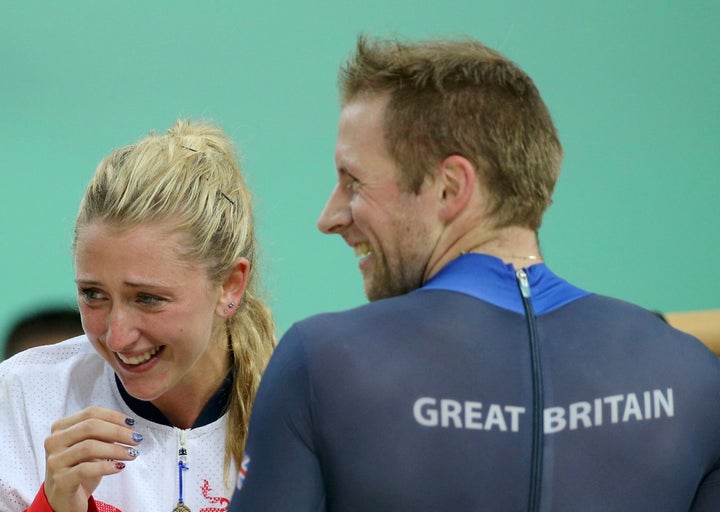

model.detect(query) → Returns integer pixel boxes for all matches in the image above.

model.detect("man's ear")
[216,257,250,318]
[438,155,476,221]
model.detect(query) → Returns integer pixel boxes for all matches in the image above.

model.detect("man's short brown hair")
[339,35,563,231]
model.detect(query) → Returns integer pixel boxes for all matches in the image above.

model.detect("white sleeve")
[0,360,46,511]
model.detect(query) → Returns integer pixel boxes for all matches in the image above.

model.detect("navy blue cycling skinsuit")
[229,254,720,511]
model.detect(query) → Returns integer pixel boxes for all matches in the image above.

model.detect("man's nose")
[317,184,352,234]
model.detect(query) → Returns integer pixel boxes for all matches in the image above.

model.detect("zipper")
[175,428,190,511]
[516,268,543,512]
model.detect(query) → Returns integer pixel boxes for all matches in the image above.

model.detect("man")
[230,36,720,511]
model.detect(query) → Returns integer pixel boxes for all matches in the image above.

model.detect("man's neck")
[424,224,542,282]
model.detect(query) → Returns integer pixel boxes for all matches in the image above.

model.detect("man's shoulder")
[551,293,720,378]
[289,292,441,339]
[565,293,708,343]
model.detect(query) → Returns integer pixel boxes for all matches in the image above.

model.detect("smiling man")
[229,36,720,512]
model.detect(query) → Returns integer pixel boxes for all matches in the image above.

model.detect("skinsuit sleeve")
[228,324,325,511]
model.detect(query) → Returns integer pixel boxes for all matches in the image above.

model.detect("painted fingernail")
[131,432,143,443]
[125,417,135,426]
[115,462,126,470]
[128,448,140,458]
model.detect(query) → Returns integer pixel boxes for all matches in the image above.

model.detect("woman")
[0,120,276,511]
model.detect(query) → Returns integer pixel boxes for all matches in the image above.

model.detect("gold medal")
[173,503,191,512]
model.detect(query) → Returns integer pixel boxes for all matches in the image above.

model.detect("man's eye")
[138,295,163,306]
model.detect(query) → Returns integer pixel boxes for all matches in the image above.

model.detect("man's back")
[232,255,720,511]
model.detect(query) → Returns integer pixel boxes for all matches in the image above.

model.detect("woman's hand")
[43,406,142,512]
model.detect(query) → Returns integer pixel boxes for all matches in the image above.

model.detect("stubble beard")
[364,250,425,302]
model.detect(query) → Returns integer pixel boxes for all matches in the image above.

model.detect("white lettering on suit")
[413,397,525,432]
[414,388,674,434]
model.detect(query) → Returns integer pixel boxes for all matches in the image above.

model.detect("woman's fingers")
[46,416,141,453]
[50,406,137,440]
[43,406,143,512]
[46,438,140,472]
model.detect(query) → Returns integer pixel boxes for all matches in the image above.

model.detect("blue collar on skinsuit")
[418,253,590,315]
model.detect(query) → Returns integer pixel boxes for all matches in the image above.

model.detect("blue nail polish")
[125,417,135,426]
[132,432,143,443]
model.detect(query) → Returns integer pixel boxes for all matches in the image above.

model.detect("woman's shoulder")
[1,335,106,394]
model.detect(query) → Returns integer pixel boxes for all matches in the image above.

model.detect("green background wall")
[1,1,718,350]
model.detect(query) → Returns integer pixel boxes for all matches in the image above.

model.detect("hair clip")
[219,191,236,210]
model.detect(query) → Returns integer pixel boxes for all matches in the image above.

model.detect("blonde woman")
[0,120,275,512]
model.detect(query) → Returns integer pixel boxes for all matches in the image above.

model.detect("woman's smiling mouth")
[117,346,162,366]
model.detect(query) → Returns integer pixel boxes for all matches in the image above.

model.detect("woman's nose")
[104,306,140,351]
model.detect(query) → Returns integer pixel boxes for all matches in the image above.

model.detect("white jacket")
[0,336,234,512]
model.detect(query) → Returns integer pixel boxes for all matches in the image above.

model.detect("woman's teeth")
[117,347,160,365]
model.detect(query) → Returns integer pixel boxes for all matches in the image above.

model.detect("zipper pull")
[178,428,189,467]
[516,269,531,299]
[175,429,190,510]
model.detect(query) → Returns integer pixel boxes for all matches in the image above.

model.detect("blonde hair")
[339,36,563,231]
[75,119,276,476]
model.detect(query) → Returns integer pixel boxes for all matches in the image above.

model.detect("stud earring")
[228,302,236,309]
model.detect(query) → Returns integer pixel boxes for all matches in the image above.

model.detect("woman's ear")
[438,155,476,221]
[217,257,250,318]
